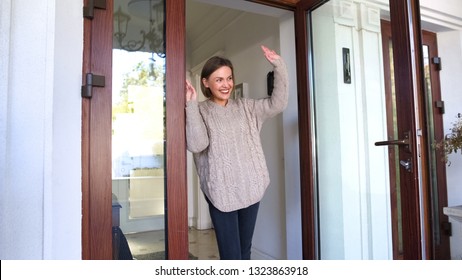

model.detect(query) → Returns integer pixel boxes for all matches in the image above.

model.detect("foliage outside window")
[435,113,462,166]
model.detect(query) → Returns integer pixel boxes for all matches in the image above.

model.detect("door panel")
[296,0,425,259]
[381,22,450,259]
[311,0,392,259]
[82,0,188,260]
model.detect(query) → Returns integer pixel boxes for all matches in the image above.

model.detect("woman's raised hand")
[186,80,197,102]
[261,45,280,63]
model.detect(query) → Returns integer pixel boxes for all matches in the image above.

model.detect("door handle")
[374,131,412,152]
[374,138,409,146]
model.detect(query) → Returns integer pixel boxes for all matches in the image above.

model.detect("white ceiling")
[186,0,291,50]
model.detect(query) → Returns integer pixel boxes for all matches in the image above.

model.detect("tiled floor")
[125,227,219,260]
[188,227,219,260]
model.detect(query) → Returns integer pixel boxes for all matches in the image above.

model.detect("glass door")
[111,0,166,260]
[302,0,424,259]
[82,0,187,260]
[310,0,393,259]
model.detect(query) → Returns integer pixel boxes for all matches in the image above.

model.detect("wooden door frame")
[294,0,320,260]
[81,0,188,259]
[389,0,425,260]
[81,0,114,260]
[165,0,188,260]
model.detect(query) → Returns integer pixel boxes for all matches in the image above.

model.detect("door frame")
[388,0,426,260]
[164,0,188,260]
[81,0,188,259]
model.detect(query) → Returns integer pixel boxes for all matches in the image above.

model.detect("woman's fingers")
[186,80,197,101]
[261,45,280,62]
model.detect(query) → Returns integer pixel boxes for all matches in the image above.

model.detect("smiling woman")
[200,56,235,106]
[185,45,289,259]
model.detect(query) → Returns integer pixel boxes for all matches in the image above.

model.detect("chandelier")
[114,0,165,58]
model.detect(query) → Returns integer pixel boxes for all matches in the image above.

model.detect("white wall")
[420,0,462,30]
[437,30,462,260]
[438,30,462,208]
[0,0,82,259]
[369,0,462,30]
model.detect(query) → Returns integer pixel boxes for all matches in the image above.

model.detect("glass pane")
[387,39,403,258]
[112,0,166,260]
[309,0,396,259]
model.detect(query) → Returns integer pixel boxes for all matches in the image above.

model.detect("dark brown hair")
[200,56,234,98]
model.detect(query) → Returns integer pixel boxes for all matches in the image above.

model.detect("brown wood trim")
[81,0,91,260]
[295,0,326,260]
[389,0,424,260]
[294,6,314,260]
[297,0,327,10]
[81,0,114,259]
[165,0,189,260]
[246,0,297,10]
[81,98,91,259]
[89,0,114,259]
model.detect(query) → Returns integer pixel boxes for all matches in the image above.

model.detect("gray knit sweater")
[186,58,288,212]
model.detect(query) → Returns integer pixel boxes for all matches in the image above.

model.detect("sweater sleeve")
[185,100,209,153]
[250,57,289,126]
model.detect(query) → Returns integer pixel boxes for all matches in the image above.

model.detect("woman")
[185,45,288,259]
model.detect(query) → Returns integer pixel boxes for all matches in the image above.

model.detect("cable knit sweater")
[186,58,288,212]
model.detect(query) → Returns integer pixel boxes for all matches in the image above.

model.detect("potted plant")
[435,113,462,166]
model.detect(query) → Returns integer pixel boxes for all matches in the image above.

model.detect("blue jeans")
[206,197,260,260]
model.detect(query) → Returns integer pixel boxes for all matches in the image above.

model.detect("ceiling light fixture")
[114,0,165,58]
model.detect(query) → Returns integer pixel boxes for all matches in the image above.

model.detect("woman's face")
[203,66,234,106]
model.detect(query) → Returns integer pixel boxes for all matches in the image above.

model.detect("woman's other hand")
[261,45,281,63]
[186,80,197,102]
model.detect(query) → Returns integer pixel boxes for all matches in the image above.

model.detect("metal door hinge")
[435,100,445,114]
[442,221,452,236]
[432,57,442,71]
[83,0,107,19]
[81,73,105,99]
